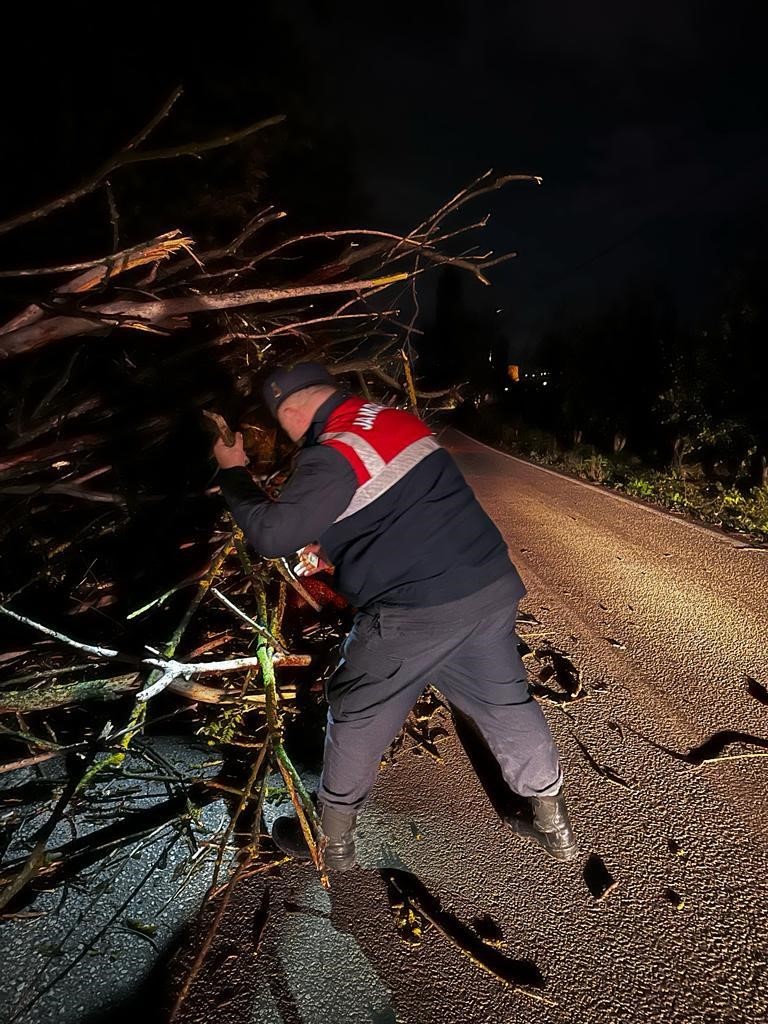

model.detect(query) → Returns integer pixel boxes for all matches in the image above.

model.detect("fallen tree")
[0,85,539,1007]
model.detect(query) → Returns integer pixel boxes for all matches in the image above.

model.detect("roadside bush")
[457,406,767,542]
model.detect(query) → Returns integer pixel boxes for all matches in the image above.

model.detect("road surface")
[177,429,768,1024]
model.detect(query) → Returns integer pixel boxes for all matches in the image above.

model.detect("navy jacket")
[218,392,523,609]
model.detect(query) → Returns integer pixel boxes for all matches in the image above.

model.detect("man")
[213,362,576,870]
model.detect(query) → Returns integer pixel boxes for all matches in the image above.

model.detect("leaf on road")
[664,887,685,910]
[606,719,625,741]
[583,854,618,901]
[533,646,584,699]
[667,838,689,861]
[125,918,158,937]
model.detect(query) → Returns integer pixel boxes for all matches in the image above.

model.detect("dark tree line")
[427,255,768,490]
[532,259,768,487]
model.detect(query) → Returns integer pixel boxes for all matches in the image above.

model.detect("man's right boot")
[271,802,357,871]
[529,791,578,862]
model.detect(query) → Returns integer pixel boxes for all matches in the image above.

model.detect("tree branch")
[0,273,410,359]
[0,84,284,239]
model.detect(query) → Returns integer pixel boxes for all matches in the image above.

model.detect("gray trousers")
[318,575,563,813]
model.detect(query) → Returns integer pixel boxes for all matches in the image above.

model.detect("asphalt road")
[177,429,768,1024]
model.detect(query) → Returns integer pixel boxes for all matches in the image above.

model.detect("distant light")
[52,460,70,469]
[504,387,509,392]
[542,381,548,387]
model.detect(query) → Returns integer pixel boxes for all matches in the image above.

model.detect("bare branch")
[105,181,120,251]
[418,171,541,237]
[123,85,184,153]
[0,85,284,239]
[0,272,410,360]
[119,114,286,167]
[0,232,191,347]
[0,231,191,280]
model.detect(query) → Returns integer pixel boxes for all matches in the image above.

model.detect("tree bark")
[0,273,408,360]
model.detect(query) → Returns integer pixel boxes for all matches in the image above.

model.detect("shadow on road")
[449,706,531,822]
[381,867,546,990]
[625,725,768,765]
[78,930,183,1024]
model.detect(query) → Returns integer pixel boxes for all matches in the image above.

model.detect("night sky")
[304,1,768,346]
[3,2,766,353]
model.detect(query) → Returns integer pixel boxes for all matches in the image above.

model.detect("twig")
[168,858,282,1021]
[385,872,554,1005]
[105,181,120,251]
[416,171,542,238]
[77,538,235,789]
[171,733,277,1021]
[272,557,322,613]
[690,751,768,771]
[210,586,287,654]
[0,722,65,750]
[0,661,97,688]
[125,579,198,620]
[213,311,389,345]
[123,85,184,153]
[0,604,120,658]
[253,578,327,884]
[10,837,179,1023]
[401,346,419,414]
[0,743,97,911]
[146,207,287,285]
[0,483,125,505]
[210,742,270,895]
[0,751,60,774]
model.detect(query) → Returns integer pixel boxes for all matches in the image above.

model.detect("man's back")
[314,395,523,608]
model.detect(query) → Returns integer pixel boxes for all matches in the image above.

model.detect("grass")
[460,412,768,543]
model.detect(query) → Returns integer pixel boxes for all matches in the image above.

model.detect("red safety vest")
[319,397,439,521]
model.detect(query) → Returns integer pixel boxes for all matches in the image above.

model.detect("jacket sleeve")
[217,445,357,559]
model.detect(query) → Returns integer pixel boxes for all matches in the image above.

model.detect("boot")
[529,791,578,862]
[271,802,357,871]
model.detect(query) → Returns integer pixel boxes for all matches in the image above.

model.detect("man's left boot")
[529,791,578,862]
[319,805,357,871]
[271,802,357,871]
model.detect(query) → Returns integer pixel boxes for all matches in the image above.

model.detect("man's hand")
[213,431,248,470]
[294,543,332,576]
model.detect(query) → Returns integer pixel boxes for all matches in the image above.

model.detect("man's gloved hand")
[213,431,248,470]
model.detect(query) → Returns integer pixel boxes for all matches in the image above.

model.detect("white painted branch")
[0,605,119,658]
[0,604,305,704]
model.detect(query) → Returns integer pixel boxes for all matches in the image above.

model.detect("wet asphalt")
[176,430,768,1024]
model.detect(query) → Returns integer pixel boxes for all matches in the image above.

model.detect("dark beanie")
[262,362,337,417]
